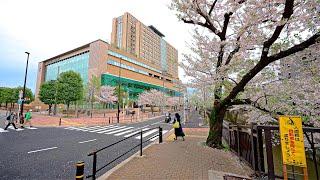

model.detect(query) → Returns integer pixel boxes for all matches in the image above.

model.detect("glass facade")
[101,73,181,99]
[117,17,122,48]
[160,39,167,71]
[45,52,89,84]
[107,60,149,76]
[108,50,161,73]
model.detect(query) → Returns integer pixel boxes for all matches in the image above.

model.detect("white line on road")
[88,125,116,132]
[105,127,134,135]
[124,128,150,137]
[135,129,158,139]
[97,126,126,134]
[78,139,97,144]
[27,147,58,154]
[0,128,9,133]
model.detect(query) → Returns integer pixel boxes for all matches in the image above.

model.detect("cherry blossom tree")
[95,86,117,104]
[138,89,165,114]
[167,96,183,110]
[170,0,319,148]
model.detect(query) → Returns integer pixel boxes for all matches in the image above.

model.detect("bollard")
[90,112,92,118]
[92,153,97,180]
[59,118,62,126]
[109,117,110,124]
[104,113,105,117]
[75,161,84,180]
[159,127,163,143]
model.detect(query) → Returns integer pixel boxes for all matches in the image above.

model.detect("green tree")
[87,75,101,111]
[114,86,128,107]
[39,80,59,115]
[57,71,83,111]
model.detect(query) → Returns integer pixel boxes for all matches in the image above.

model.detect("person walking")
[173,113,185,141]
[24,109,33,127]
[4,112,18,130]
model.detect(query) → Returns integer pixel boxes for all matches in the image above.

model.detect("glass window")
[45,52,89,84]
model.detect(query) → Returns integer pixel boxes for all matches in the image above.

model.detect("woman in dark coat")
[173,113,185,141]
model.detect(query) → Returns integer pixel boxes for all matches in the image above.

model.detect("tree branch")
[208,0,218,15]
[225,36,241,65]
[261,0,294,58]
[268,32,320,62]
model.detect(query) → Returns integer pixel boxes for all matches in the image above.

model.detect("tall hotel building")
[35,12,180,100]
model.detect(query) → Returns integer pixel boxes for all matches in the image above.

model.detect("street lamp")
[20,52,30,117]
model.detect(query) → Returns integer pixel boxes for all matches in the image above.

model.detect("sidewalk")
[102,128,253,180]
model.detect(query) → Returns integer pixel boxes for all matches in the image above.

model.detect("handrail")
[86,126,163,179]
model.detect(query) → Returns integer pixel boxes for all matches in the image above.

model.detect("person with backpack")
[24,109,33,127]
[4,112,18,130]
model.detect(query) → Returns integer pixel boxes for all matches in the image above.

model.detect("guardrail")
[85,126,163,180]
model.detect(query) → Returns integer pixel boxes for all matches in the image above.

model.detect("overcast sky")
[0,0,193,91]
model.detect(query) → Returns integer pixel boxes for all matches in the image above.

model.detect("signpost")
[279,116,308,180]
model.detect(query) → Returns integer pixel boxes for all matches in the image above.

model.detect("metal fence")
[223,121,320,180]
[86,127,163,180]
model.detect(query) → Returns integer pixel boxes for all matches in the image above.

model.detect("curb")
[97,128,174,180]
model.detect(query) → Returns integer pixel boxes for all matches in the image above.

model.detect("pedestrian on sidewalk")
[173,113,185,141]
[24,109,33,127]
[4,112,18,130]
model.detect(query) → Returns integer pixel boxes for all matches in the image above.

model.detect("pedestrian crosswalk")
[64,125,168,141]
[0,126,38,133]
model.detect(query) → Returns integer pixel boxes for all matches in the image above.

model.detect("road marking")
[88,125,116,132]
[105,127,134,134]
[27,147,58,154]
[150,130,168,141]
[135,129,158,139]
[78,139,97,144]
[97,126,127,134]
[124,128,150,137]
[114,129,134,136]
[70,126,101,132]
[25,127,38,130]
[8,126,24,131]
[150,121,161,126]
[0,128,9,133]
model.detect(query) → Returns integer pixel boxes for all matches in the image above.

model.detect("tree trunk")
[48,104,52,115]
[206,105,227,149]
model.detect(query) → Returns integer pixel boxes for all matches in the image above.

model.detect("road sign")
[17,99,23,105]
[279,116,307,167]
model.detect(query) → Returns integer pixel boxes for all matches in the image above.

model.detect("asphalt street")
[0,113,181,180]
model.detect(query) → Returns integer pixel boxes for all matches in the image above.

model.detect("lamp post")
[20,52,30,117]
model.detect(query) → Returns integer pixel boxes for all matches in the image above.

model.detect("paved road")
[0,113,183,180]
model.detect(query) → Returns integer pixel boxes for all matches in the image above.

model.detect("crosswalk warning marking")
[0,128,9,133]
[124,128,150,138]
[8,126,24,131]
[105,127,134,135]
[135,129,158,139]
[149,130,168,141]
[96,126,127,134]
[114,129,135,136]
[88,125,116,132]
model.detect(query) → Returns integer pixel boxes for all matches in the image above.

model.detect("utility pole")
[20,52,30,117]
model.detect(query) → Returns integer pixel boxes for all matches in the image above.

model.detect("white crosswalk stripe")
[88,125,116,132]
[105,127,134,134]
[150,130,168,141]
[0,126,38,133]
[136,129,158,139]
[124,128,150,138]
[97,126,127,134]
[64,125,167,142]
